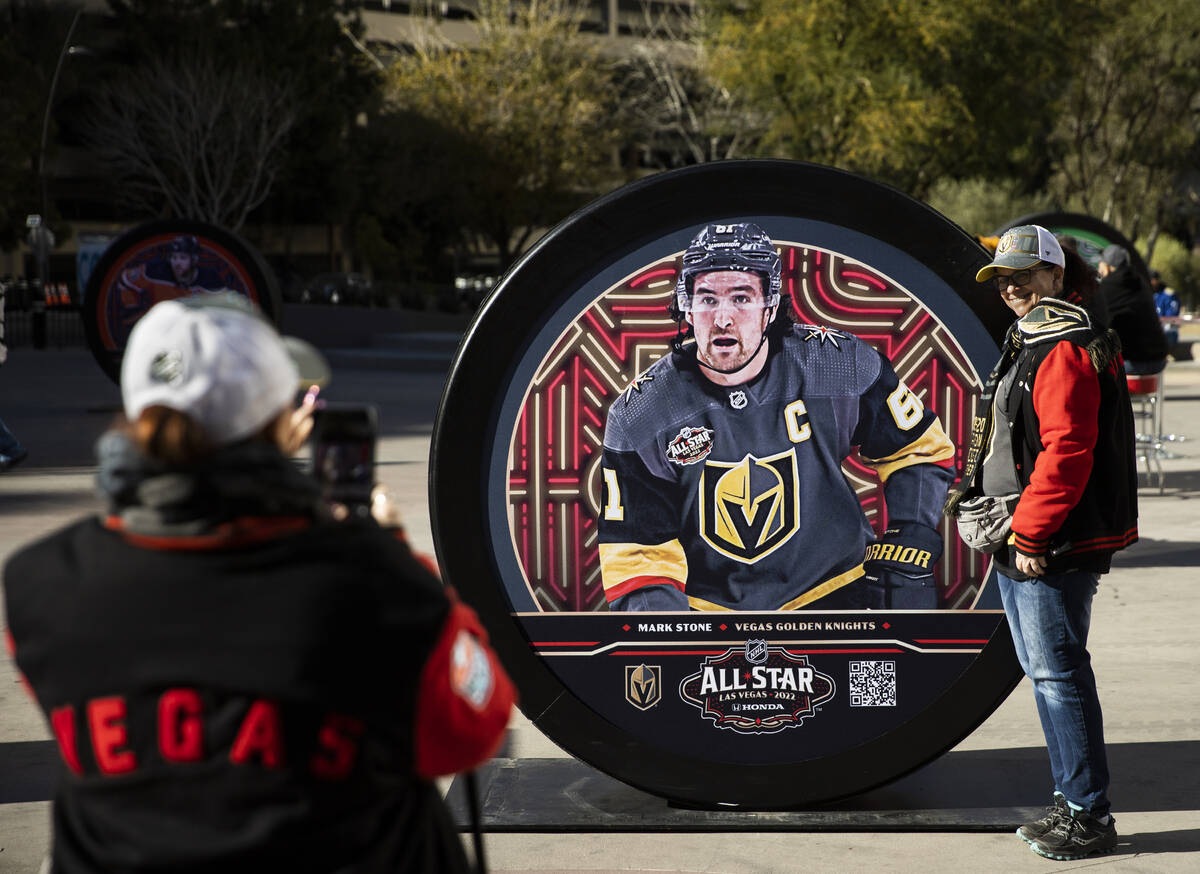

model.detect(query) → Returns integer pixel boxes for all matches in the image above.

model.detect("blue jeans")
[998,570,1110,817]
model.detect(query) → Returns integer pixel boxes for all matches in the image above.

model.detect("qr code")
[849,661,896,707]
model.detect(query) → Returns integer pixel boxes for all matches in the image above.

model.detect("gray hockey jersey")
[598,324,954,611]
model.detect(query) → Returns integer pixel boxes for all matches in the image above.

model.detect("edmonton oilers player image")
[598,222,955,611]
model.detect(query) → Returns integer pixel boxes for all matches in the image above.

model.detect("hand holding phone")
[311,404,379,518]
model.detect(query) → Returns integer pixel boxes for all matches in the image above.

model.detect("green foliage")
[699,0,1099,197]
[929,0,1097,189]
[704,0,975,196]
[925,177,1053,238]
[385,0,623,266]
[701,0,1104,198]
[1147,233,1200,309]
[1048,0,1200,239]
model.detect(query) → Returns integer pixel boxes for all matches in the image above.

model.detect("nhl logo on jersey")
[625,664,662,710]
[729,390,748,409]
[698,450,800,564]
[666,426,715,466]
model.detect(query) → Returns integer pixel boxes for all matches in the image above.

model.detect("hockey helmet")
[674,222,782,312]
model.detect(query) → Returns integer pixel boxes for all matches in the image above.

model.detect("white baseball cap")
[120,293,329,446]
[976,224,1065,282]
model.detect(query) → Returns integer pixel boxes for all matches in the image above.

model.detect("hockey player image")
[598,222,955,612]
[118,235,226,311]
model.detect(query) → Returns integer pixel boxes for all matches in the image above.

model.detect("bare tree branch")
[83,46,298,231]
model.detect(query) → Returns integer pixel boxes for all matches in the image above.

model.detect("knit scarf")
[96,430,326,537]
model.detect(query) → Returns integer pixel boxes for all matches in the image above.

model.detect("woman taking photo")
[5,294,513,873]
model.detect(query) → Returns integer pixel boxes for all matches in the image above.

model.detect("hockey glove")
[862,523,943,610]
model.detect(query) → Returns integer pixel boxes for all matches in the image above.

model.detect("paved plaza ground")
[2,329,1199,873]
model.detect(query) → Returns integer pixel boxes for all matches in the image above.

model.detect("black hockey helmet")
[674,222,782,313]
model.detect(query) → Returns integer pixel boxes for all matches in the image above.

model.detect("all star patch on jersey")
[666,426,715,466]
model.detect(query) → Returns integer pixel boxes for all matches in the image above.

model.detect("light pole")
[31,7,84,347]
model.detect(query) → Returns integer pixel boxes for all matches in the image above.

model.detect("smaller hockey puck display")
[83,220,280,381]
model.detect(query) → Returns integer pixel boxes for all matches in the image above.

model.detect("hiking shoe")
[1030,810,1117,861]
[1017,794,1068,844]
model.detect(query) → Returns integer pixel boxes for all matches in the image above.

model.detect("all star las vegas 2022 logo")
[678,640,835,734]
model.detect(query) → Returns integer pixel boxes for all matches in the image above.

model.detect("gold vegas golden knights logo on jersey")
[697,449,800,564]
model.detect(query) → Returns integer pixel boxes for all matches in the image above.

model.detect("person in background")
[946,225,1137,862]
[1098,244,1168,374]
[0,279,28,472]
[1057,235,1109,328]
[4,294,514,873]
[1151,270,1181,354]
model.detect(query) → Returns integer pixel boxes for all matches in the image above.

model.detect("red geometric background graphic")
[507,243,988,613]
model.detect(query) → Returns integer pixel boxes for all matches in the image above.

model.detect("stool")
[1126,373,1164,493]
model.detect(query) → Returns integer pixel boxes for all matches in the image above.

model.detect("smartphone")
[311,404,378,517]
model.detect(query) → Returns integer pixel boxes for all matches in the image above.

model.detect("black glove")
[862,523,943,609]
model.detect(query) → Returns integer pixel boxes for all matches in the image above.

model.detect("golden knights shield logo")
[698,450,800,563]
[625,664,662,710]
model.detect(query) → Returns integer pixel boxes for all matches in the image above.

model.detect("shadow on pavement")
[1116,828,1200,856]
[438,739,1200,832]
[1112,537,1200,568]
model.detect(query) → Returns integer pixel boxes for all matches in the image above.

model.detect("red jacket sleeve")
[414,596,516,779]
[1010,341,1100,555]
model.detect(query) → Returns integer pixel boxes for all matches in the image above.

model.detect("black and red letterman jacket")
[950,297,1138,580]
[3,440,514,874]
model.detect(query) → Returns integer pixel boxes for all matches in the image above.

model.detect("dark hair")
[125,405,284,465]
[129,405,212,465]
[1057,236,1097,305]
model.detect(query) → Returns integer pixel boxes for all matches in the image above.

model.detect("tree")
[702,0,974,197]
[385,0,622,267]
[349,109,477,282]
[927,0,1095,191]
[1048,0,1200,258]
[616,5,754,170]
[83,46,298,230]
[92,1,379,235]
[698,0,1102,201]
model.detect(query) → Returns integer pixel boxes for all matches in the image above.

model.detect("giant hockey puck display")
[431,161,1021,807]
[83,219,280,381]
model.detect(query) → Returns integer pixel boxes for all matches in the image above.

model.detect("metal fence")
[1,279,87,349]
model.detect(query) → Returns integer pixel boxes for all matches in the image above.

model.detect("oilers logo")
[698,450,799,563]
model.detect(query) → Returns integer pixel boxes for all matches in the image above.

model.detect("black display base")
[446,748,1056,833]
